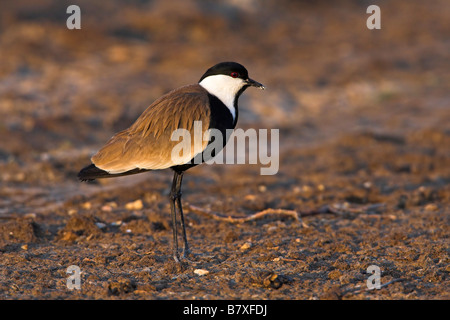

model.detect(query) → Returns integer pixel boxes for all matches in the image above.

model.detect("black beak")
[245,78,265,90]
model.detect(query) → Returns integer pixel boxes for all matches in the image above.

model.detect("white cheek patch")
[199,74,245,121]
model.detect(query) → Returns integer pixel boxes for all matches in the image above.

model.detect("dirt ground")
[0,0,449,300]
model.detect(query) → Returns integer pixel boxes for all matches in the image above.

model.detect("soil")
[0,0,449,300]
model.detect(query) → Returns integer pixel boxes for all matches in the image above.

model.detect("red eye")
[230,72,239,78]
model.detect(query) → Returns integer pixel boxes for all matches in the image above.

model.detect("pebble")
[111,220,122,226]
[194,269,209,276]
[244,194,256,201]
[424,203,438,212]
[363,181,372,189]
[302,185,311,192]
[95,222,107,229]
[125,199,143,210]
[101,205,112,212]
[82,202,92,210]
[102,202,117,212]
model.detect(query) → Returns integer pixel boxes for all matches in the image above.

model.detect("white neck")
[199,75,246,121]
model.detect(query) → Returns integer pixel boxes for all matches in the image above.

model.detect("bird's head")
[199,62,265,102]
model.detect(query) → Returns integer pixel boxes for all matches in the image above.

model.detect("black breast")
[207,93,236,136]
[171,93,237,173]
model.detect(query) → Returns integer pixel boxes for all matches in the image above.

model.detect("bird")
[78,62,265,262]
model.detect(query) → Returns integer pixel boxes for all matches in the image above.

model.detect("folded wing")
[91,84,211,174]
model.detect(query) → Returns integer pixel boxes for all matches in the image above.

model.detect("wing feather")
[92,84,211,173]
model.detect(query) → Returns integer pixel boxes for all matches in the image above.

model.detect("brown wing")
[91,84,211,173]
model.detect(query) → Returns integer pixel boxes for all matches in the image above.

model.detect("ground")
[0,0,449,300]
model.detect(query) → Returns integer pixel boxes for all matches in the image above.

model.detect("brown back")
[92,84,211,173]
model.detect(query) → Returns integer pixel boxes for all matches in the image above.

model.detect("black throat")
[208,93,237,132]
[170,92,240,174]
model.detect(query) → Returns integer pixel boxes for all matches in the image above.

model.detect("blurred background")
[0,0,448,215]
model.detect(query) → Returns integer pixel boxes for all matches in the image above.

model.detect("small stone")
[261,272,287,289]
[125,199,143,211]
[240,242,252,251]
[101,205,112,212]
[194,269,209,276]
[244,194,256,201]
[82,202,92,210]
[363,181,372,189]
[106,202,117,208]
[95,222,107,229]
[424,203,438,212]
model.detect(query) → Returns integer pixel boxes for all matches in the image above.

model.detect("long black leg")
[174,172,190,258]
[170,171,180,262]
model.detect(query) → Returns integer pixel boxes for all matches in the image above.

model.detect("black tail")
[78,164,150,181]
